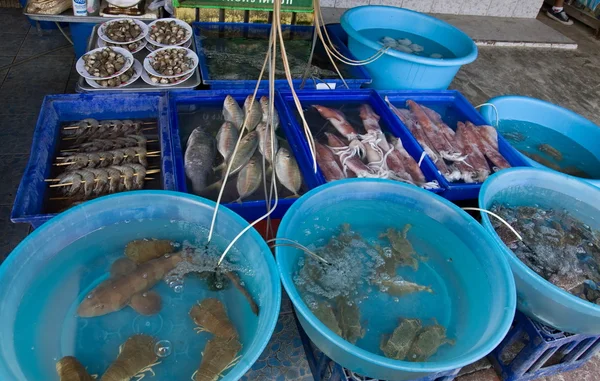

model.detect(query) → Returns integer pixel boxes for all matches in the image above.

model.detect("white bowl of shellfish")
[143,46,198,79]
[98,18,149,45]
[97,37,147,54]
[76,47,134,80]
[145,18,192,48]
[85,59,142,89]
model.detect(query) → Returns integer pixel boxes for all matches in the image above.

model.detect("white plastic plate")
[145,18,192,48]
[143,46,198,79]
[76,47,134,80]
[84,59,142,89]
[98,18,149,44]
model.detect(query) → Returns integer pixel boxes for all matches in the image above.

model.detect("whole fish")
[380,278,433,297]
[56,356,94,381]
[242,94,262,131]
[223,95,244,130]
[185,127,216,195]
[236,156,263,203]
[256,122,279,164]
[259,96,279,130]
[275,148,302,197]
[77,253,183,317]
[215,121,239,165]
[315,142,345,182]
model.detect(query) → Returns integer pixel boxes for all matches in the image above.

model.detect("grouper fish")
[77,253,183,318]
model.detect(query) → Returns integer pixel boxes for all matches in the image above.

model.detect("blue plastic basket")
[11,92,176,229]
[168,90,320,221]
[379,90,530,201]
[275,89,443,194]
[193,22,372,90]
[488,311,600,381]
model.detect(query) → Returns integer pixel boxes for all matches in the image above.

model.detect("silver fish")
[236,156,263,203]
[257,122,279,164]
[185,127,216,194]
[275,147,302,197]
[260,96,279,130]
[243,95,262,131]
[225,130,259,175]
[223,95,244,130]
[215,121,239,164]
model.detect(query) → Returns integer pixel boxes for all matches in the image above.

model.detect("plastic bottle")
[87,0,99,15]
[72,0,87,16]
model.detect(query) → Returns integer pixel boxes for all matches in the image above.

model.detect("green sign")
[175,0,314,13]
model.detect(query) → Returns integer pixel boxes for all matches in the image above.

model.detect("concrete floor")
[1,6,600,381]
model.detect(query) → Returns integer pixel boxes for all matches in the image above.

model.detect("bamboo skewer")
[62,121,156,130]
[45,168,161,184]
[59,139,159,153]
[53,151,161,166]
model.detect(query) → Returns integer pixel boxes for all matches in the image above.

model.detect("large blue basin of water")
[277,179,515,380]
[480,96,600,187]
[340,6,477,90]
[0,191,281,381]
[479,167,600,334]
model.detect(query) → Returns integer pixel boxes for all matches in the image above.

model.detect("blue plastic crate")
[378,91,530,201]
[275,89,444,194]
[488,310,600,381]
[193,22,372,90]
[293,311,461,381]
[168,90,319,221]
[11,92,176,229]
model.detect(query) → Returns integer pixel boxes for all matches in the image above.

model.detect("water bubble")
[124,220,130,224]
[154,340,172,358]
[393,297,399,302]
[87,294,93,299]
[145,322,151,327]
[174,284,184,293]
[142,273,148,279]
[142,292,148,297]
[164,253,171,258]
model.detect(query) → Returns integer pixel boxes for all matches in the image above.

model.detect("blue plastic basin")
[479,167,600,334]
[277,179,515,380]
[479,96,600,188]
[0,191,281,380]
[340,6,478,90]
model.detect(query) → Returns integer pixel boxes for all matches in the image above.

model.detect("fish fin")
[129,291,162,316]
[234,198,243,205]
[110,257,137,277]
[201,180,224,195]
[213,162,226,172]
[284,193,299,199]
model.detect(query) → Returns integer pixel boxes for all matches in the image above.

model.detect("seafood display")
[82,48,128,78]
[103,19,143,43]
[197,25,355,82]
[148,48,193,76]
[56,356,94,381]
[386,98,511,183]
[101,335,160,381]
[148,20,191,46]
[45,118,160,213]
[375,34,453,59]
[294,223,451,361]
[181,95,305,203]
[303,103,437,189]
[491,204,600,305]
[25,0,71,15]
[93,65,136,87]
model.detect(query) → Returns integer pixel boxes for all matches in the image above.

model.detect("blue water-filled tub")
[277,179,516,381]
[340,6,477,90]
[480,96,600,188]
[479,167,600,334]
[0,191,281,380]
[10,92,176,229]
[168,90,318,221]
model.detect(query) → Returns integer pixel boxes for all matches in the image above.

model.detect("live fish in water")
[379,277,433,297]
[242,95,262,131]
[185,127,216,194]
[260,96,279,130]
[538,143,563,162]
[223,95,244,131]
[56,356,94,381]
[380,318,422,360]
[125,239,174,264]
[275,147,302,197]
[77,253,183,317]
[236,156,262,203]
[101,334,160,381]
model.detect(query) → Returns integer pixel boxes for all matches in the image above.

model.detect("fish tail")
[213,162,226,172]
[202,180,223,194]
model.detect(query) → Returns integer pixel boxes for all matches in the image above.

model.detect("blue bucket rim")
[340,5,478,67]
[478,166,600,314]
[0,190,282,381]
[276,178,516,373]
